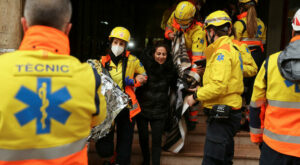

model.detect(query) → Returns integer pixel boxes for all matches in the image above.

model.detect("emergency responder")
[249,9,300,165]
[232,38,258,131]
[97,27,147,165]
[0,0,107,164]
[165,1,206,69]
[164,0,207,126]
[234,0,267,107]
[186,11,244,164]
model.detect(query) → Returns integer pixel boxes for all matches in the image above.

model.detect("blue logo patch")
[284,80,300,93]
[217,54,225,62]
[256,25,262,37]
[246,47,250,53]
[15,78,72,134]
[239,53,243,71]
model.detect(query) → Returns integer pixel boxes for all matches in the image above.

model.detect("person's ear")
[21,17,28,33]
[64,23,72,36]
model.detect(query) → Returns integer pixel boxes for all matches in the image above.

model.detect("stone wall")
[0,0,23,54]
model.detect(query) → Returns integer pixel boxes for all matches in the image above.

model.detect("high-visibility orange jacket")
[101,52,147,120]
[234,12,266,52]
[0,26,107,165]
[250,35,300,157]
[165,14,207,72]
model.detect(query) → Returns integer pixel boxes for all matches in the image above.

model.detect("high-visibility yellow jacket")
[232,39,258,77]
[249,36,300,158]
[101,52,146,120]
[195,36,244,109]
[234,12,266,51]
[165,12,207,67]
[0,26,106,165]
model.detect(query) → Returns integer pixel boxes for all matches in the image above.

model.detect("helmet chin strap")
[207,31,215,44]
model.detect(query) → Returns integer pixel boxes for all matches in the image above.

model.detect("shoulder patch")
[217,53,225,62]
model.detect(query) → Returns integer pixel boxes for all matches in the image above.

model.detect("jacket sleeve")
[262,24,267,44]
[240,43,258,77]
[233,21,243,41]
[164,12,175,40]
[249,60,267,143]
[195,51,231,101]
[91,70,107,127]
[134,56,147,87]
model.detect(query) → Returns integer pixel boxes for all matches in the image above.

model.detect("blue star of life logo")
[217,53,224,62]
[284,80,300,93]
[14,78,72,134]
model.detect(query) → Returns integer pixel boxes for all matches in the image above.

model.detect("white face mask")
[111,45,124,56]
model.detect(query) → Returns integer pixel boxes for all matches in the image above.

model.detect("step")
[131,141,260,160]
[130,154,259,165]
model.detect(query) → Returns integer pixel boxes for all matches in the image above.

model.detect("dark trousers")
[115,108,135,165]
[244,47,265,105]
[136,115,165,165]
[260,142,300,165]
[95,109,135,165]
[202,112,241,165]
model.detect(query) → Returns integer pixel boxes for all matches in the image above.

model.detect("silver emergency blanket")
[163,79,189,153]
[163,32,200,153]
[87,59,129,141]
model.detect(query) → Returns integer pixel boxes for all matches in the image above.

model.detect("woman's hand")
[135,75,147,85]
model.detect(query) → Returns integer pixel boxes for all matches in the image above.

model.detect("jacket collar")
[237,12,248,20]
[290,35,300,43]
[204,36,230,59]
[19,25,70,55]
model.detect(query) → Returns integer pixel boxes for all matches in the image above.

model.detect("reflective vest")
[195,36,244,109]
[232,39,258,77]
[0,26,107,164]
[250,36,300,157]
[165,13,207,72]
[234,12,266,52]
[101,51,146,120]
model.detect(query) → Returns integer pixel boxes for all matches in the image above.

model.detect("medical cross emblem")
[15,78,72,134]
[217,53,224,61]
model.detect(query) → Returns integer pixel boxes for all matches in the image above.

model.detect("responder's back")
[0,35,106,165]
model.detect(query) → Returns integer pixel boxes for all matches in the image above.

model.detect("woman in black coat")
[136,43,176,165]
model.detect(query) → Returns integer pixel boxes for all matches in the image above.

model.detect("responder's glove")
[124,76,134,86]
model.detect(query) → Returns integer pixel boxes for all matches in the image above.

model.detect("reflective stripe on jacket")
[195,36,244,109]
[250,36,300,157]
[101,51,146,120]
[0,26,107,164]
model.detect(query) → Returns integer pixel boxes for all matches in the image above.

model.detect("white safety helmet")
[292,9,300,31]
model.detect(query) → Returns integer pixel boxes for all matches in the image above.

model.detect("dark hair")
[207,23,231,37]
[24,0,72,30]
[153,42,170,55]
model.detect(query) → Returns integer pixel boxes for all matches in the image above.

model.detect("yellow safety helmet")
[239,0,258,4]
[109,27,130,42]
[204,10,232,29]
[174,1,196,23]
